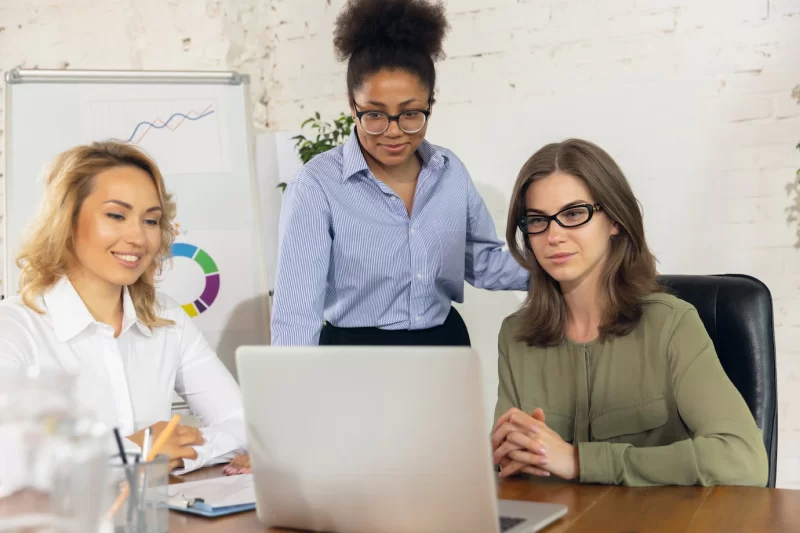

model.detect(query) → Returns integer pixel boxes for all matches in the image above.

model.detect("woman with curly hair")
[271,0,529,347]
[0,142,246,473]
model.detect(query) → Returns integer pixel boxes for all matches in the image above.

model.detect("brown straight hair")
[505,139,661,347]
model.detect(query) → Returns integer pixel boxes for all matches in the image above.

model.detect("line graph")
[125,104,215,144]
[85,98,229,175]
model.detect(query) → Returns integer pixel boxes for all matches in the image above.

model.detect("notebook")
[167,473,256,517]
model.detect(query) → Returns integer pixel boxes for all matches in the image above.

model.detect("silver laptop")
[236,346,567,533]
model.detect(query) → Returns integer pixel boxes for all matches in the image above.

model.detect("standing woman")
[271,0,528,346]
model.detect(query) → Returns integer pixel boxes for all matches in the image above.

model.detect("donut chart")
[170,242,220,317]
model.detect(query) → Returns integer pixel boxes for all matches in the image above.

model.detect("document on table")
[167,474,256,517]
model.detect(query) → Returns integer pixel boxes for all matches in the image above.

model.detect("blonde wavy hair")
[16,141,177,328]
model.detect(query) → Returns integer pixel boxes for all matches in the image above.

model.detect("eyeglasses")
[351,100,431,135]
[518,203,602,235]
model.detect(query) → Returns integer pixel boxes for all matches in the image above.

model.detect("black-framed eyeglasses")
[351,100,431,135]
[518,203,603,235]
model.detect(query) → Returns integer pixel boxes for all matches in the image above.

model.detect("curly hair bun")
[333,0,449,61]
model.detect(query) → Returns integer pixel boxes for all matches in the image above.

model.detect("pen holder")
[107,453,169,533]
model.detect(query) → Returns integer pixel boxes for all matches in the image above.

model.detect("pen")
[141,428,152,463]
[112,428,139,524]
[136,427,153,530]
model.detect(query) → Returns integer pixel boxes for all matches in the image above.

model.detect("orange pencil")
[108,414,181,518]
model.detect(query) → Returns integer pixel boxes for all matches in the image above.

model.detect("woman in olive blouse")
[491,139,768,487]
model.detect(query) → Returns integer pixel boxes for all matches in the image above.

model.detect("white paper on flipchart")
[167,473,255,507]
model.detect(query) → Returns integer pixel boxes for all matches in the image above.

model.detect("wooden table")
[169,467,800,532]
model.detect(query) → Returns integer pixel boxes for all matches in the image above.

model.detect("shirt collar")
[342,129,370,181]
[416,139,447,170]
[43,277,151,342]
[121,285,152,338]
[341,128,449,181]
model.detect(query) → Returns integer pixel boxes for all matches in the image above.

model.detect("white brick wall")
[2,0,800,487]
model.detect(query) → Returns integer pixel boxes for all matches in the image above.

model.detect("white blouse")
[0,277,246,473]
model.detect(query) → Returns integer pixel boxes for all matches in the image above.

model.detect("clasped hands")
[492,407,579,480]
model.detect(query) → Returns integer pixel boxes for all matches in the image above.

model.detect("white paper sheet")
[167,474,255,508]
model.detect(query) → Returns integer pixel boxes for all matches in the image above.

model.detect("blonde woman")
[0,142,245,473]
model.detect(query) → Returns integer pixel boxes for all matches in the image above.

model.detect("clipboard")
[167,473,256,517]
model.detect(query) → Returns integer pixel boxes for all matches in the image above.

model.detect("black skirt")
[319,307,471,346]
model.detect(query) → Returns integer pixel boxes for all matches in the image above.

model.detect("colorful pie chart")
[170,242,220,317]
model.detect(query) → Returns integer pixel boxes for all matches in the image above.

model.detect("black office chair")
[658,274,778,487]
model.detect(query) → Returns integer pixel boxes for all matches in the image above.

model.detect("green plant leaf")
[285,110,357,180]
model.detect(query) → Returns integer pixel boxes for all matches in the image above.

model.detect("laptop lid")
[236,346,565,533]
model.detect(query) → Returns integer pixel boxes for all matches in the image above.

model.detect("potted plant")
[277,112,355,192]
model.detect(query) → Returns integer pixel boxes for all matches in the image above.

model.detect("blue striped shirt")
[270,132,529,346]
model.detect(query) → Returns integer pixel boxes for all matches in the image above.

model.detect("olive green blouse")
[494,293,768,487]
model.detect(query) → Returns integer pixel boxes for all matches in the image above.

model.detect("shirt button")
[415,315,421,321]
[416,273,422,280]
[410,228,416,235]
